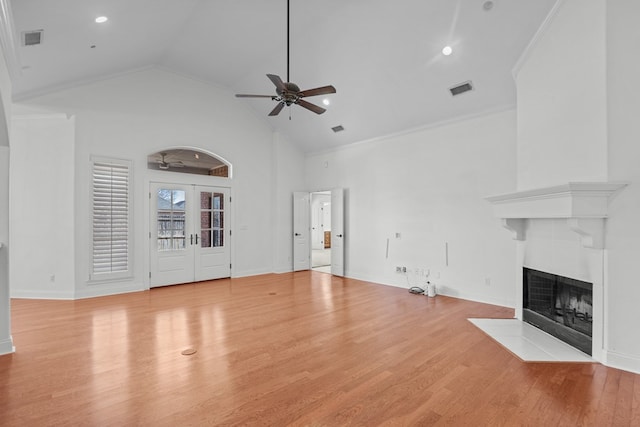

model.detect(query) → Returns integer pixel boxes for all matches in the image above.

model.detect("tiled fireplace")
[486,182,627,361]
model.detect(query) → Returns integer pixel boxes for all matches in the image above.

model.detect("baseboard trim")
[604,350,640,375]
[0,336,15,355]
[10,289,75,300]
[75,283,145,299]
[232,268,272,278]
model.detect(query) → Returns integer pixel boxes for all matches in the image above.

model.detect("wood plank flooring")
[1,271,639,426]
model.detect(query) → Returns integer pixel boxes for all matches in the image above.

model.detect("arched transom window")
[147,148,230,177]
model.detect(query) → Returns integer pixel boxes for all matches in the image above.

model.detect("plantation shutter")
[92,160,131,278]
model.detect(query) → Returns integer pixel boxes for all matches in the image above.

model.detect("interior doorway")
[311,191,332,273]
[293,188,344,276]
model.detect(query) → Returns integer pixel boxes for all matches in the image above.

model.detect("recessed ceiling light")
[95,16,108,23]
[442,46,453,56]
[322,99,330,106]
[483,1,494,11]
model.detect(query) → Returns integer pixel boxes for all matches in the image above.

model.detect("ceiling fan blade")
[267,74,286,92]
[235,94,275,99]
[268,102,285,116]
[297,99,326,115]
[298,85,336,98]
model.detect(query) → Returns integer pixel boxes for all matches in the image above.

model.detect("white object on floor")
[469,318,593,362]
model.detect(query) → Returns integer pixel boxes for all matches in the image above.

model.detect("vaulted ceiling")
[9,0,557,152]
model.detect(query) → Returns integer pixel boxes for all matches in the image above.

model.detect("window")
[91,157,132,281]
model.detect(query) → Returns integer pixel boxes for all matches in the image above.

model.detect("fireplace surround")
[486,181,628,361]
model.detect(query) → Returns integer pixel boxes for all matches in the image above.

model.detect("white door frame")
[293,188,345,276]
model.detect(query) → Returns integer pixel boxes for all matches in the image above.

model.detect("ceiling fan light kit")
[235,0,336,117]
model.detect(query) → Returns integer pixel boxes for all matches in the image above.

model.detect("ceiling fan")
[235,0,336,116]
[157,153,184,170]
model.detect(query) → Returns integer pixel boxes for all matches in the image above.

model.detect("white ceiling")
[9,0,558,153]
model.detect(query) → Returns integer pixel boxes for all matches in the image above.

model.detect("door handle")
[190,234,194,245]
[336,234,343,238]
[294,233,301,236]
[195,234,199,245]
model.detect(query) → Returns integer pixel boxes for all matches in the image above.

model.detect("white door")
[293,191,311,271]
[331,188,345,277]
[150,183,231,287]
[194,186,231,281]
[150,184,194,286]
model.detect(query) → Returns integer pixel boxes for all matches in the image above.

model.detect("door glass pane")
[201,230,211,248]
[156,189,186,252]
[201,211,211,229]
[199,191,225,248]
[213,212,223,228]
[213,193,223,210]
[201,192,212,209]
[213,230,223,247]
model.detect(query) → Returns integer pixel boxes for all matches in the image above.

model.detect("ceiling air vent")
[22,30,43,46]
[449,81,474,96]
[331,125,345,133]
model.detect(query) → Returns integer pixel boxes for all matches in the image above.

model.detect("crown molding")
[512,0,567,79]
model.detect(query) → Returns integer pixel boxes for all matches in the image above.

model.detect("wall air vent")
[449,81,474,96]
[22,30,43,46]
[331,125,345,133]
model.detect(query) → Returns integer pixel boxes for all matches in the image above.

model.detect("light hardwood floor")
[1,272,638,426]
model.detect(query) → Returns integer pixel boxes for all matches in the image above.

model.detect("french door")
[150,183,231,287]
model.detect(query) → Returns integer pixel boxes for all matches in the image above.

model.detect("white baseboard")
[232,268,272,278]
[0,336,15,355]
[74,282,146,299]
[604,350,640,375]
[272,265,293,274]
[10,289,75,300]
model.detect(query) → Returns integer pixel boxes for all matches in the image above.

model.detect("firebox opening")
[523,267,593,356]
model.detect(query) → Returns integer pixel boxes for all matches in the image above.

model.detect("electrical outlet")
[396,266,402,273]
[485,277,491,286]
[402,266,407,273]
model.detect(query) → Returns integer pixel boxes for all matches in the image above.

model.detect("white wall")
[11,68,288,297]
[604,0,640,372]
[0,38,13,354]
[305,110,518,307]
[271,132,306,273]
[10,115,75,298]
[516,0,608,190]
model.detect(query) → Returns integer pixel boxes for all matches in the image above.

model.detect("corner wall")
[604,0,640,373]
[0,34,13,354]
[305,110,518,307]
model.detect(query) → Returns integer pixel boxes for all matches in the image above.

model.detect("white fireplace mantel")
[486,182,628,249]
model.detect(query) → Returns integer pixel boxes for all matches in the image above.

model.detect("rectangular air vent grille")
[331,125,345,133]
[449,81,473,96]
[22,30,43,46]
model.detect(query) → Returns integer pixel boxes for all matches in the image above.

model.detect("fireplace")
[523,267,593,355]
